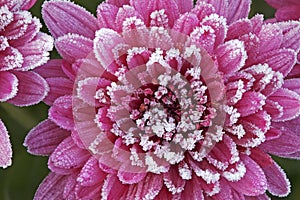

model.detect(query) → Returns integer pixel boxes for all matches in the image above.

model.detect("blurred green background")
[0,0,299,199]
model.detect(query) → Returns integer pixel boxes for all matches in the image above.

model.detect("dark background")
[0,0,299,199]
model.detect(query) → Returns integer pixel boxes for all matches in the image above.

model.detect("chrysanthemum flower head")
[0,0,53,168]
[25,0,300,199]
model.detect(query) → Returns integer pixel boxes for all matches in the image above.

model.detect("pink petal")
[43,77,73,106]
[0,119,12,168]
[3,12,31,40]
[101,174,129,199]
[163,165,186,195]
[126,174,163,199]
[235,92,266,117]
[8,71,49,106]
[48,137,89,175]
[48,95,74,130]
[33,59,67,79]
[227,18,252,40]
[277,21,300,53]
[216,39,247,76]
[117,165,147,184]
[9,17,41,46]
[173,0,193,13]
[191,2,215,22]
[55,33,93,63]
[42,0,99,39]
[257,24,283,54]
[198,0,228,18]
[229,155,267,196]
[268,88,300,121]
[226,0,251,24]
[130,0,180,27]
[18,32,53,71]
[97,3,119,30]
[93,28,125,69]
[276,6,300,21]
[254,49,296,77]
[173,13,199,35]
[75,184,102,200]
[21,0,37,10]
[201,13,227,47]
[251,149,290,197]
[283,78,300,95]
[77,157,106,187]
[34,173,67,200]
[0,47,23,71]
[24,119,70,156]
[0,71,18,102]
[106,0,130,7]
[265,0,300,8]
[259,123,300,155]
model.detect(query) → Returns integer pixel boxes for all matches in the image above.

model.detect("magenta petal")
[8,71,49,106]
[93,28,125,69]
[18,32,54,71]
[230,155,267,196]
[97,3,119,30]
[78,157,106,187]
[48,95,74,130]
[24,119,70,156]
[226,0,251,24]
[216,39,247,76]
[258,24,283,54]
[48,137,89,175]
[277,21,300,53]
[268,88,300,121]
[259,123,300,155]
[263,162,290,197]
[198,0,228,18]
[0,71,18,102]
[34,59,66,79]
[130,0,180,26]
[265,0,300,8]
[117,165,147,184]
[254,49,296,77]
[106,0,130,7]
[101,174,129,199]
[55,34,93,63]
[34,173,67,200]
[44,77,73,106]
[21,0,37,10]
[42,0,99,39]
[283,78,300,95]
[0,119,12,168]
[173,13,199,35]
[173,0,193,13]
[275,6,300,21]
[235,92,265,117]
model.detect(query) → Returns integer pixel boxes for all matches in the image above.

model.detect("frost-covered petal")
[17,32,53,71]
[265,0,300,8]
[77,157,106,187]
[55,33,93,63]
[173,13,199,35]
[106,0,130,7]
[0,71,18,101]
[24,120,70,156]
[97,3,119,30]
[251,149,290,197]
[173,0,193,13]
[0,119,12,168]
[48,137,89,175]
[268,88,300,121]
[8,71,49,106]
[42,0,99,39]
[216,39,247,76]
[33,59,67,79]
[49,95,74,130]
[34,173,67,200]
[257,24,283,54]
[130,0,180,27]
[229,155,267,196]
[93,28,125,69]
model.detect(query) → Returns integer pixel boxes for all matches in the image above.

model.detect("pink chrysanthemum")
[265,0,300,21]
[25,0,300,199]
[0,0,53,168]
